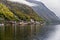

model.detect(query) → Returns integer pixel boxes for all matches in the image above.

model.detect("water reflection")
[0,24,42,40]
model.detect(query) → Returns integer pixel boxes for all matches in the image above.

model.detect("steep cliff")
[26,0,60,23]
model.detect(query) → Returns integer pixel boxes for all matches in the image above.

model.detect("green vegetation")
[0,2,44,22]
[0,3,19,21]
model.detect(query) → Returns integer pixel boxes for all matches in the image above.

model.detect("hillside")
[0,3,19,21]
[26,0,60,23]
[0,0,43,22]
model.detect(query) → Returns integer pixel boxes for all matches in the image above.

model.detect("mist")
[8,0,60,17]
[8,0,37,6]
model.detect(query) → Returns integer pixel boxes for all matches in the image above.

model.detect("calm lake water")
[0,24,60,40]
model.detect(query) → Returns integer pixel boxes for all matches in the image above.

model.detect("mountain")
[0,0,43,21]
[0,0,60,24]
[26,0,60,23]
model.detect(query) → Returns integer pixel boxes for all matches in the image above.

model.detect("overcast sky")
[39,0,60,17]
[8,0,60,17]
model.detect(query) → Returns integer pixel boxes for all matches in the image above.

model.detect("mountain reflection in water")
[0,24,60,40]
[0,24,42,40]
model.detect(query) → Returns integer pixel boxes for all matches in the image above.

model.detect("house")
[30,19,35,23]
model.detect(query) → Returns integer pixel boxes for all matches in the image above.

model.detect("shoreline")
[0,21,45,25]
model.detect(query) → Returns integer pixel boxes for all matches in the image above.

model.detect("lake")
[0,24,60,40]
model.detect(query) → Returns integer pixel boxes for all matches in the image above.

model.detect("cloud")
[8,0,38,6]
[7,0,60,17]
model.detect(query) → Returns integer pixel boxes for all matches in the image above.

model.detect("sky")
[8,0,60,17]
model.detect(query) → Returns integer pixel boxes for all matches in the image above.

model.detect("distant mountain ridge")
[26,0,60,23]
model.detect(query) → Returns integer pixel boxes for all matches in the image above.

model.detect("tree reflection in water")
[0,24,42,40]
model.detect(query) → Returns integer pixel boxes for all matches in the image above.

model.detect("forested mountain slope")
[0,0,43,21]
